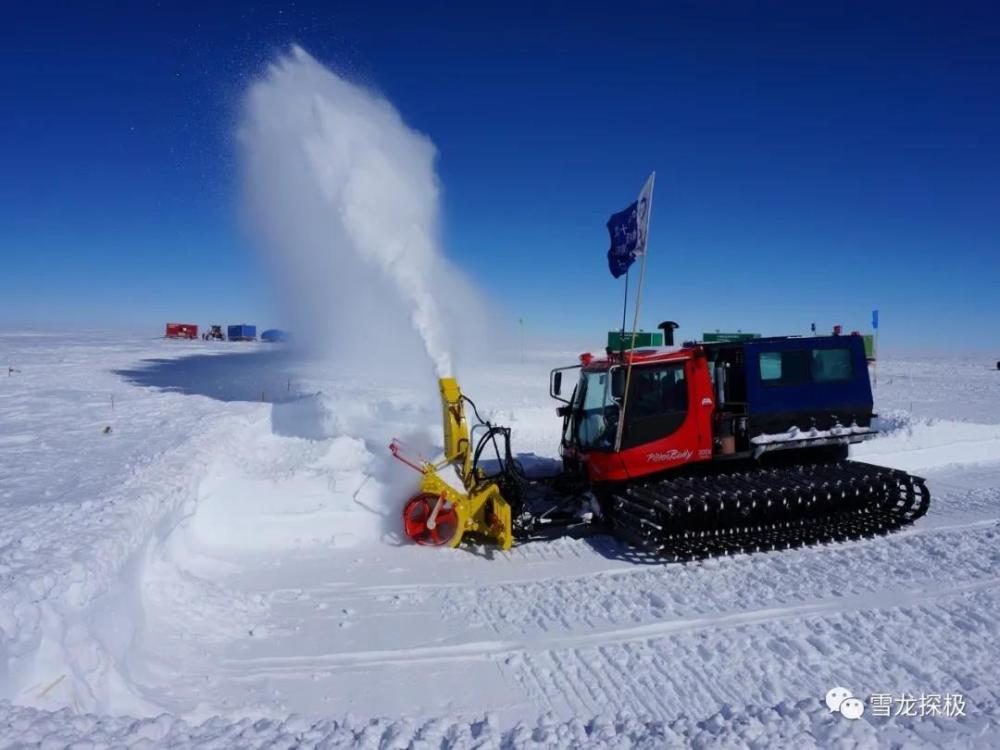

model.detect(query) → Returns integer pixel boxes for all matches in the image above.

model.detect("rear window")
[759,350,810,386]
[811,348,854,382]
[759,347,854,386]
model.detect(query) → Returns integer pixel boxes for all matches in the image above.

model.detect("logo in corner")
[826,687,865,720]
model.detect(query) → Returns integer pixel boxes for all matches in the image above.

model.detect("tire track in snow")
[206,579,1000,723]
[514,586,1000,721]
[216,573,1000,674]
[446,514,1000,637]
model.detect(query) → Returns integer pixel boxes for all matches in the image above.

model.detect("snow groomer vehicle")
[392,324,929,560]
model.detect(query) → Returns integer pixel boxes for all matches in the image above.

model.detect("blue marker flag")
[872,309,879,330]
[607,173,655,278]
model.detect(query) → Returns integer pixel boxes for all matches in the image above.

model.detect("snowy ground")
[1,332,999,747]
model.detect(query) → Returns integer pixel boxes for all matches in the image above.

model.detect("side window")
[812,348,853,382]
[630,364,687,416]
[759,352,782,381]
[759,350,810,386]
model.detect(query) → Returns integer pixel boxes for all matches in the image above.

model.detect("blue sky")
[1,2,997,351]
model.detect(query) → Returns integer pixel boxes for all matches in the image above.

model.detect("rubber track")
[608,461,931,561]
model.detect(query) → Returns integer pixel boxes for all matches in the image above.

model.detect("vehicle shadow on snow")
[114,350,303,404]
[580,535,669,565]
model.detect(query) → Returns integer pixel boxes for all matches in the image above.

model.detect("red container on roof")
[165,323,198,339]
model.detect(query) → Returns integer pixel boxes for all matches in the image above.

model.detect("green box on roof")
[702,332,761,343]
[607,330,664,349]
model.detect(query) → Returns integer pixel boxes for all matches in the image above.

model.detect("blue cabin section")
[741,336,873,434]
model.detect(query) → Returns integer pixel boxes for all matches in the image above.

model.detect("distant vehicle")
[202,325,226,341]
[261,329,290,343]
[227,324,257,342]
[165,323,198,339]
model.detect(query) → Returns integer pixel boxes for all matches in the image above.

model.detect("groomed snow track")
[610,461,931,561]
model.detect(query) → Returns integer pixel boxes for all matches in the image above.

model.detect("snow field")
[1,333,999,746]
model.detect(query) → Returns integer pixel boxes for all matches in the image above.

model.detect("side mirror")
[553,371,563,396]
[556,404,572,418]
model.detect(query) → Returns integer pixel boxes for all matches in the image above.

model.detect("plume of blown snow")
[238,46,494,379]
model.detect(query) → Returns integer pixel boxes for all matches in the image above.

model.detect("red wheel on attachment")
[402,493,459,546]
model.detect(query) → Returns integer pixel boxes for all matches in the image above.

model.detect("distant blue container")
[227,324,257,341]
[261,329,289,343]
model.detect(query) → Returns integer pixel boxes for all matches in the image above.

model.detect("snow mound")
[856,414,1000,473]
[186,434,385,552]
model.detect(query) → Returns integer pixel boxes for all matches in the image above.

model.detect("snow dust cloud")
[238,46,491,379]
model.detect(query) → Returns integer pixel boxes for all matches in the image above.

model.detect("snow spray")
[239,46,488,378]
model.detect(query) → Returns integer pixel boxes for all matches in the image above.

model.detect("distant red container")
[165,323,198,339]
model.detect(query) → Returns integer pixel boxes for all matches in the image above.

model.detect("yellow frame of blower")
[410,378,513,550]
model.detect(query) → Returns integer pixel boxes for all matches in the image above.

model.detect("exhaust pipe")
[658,321,679,346]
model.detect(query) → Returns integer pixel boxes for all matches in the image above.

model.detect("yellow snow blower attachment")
[390,378,513,550]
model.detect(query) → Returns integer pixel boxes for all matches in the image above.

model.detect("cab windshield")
[572,369,621,450]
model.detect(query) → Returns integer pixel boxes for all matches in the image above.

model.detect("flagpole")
[620,268,630,348]
[874,329,879,387]
[871,309,879,388]
[614,174,654,452]
[614,251,648,452]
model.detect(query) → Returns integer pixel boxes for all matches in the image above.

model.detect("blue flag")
[872,309,879,330]
[607,203,639,278]
[607,173,655,278]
